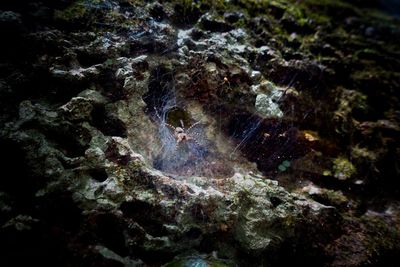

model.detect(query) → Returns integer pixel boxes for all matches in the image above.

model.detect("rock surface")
[0,0,400,267]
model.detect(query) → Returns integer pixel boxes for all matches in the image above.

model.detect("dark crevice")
[91,106,127,138]
[87,213,128,257]
[172,3,204,28]
[88,168,108,182]
[225,110,308,173]
[0,139,36,197]
[270,197,283,208]
[143,65,175,114]
[76,50,108,68]
[97,68,126,102]
[120,200,168,237]
[45,125,90,158]
[36,192,83,231]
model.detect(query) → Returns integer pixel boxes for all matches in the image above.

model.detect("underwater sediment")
[0,0,399,266]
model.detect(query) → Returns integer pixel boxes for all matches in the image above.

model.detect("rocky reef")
[0,0,399,266]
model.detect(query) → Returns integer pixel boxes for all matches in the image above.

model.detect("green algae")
[332,157,356,180]
[173,0,228,17]
[54,0,97,22]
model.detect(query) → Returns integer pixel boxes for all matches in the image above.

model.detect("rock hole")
[270,196,283,208]
[98,68,126,102]
[185,227,203,239]
[165,106,191,128]
[76,50,107,68]
[149,3,166,22]
[45,126,90,158]
[142,66,217,176]
[172,3,203,28]
[88,213,128,257]
[120,200,168,237]
[88,168,108,182]
[269,5,286,19]
[142,65,235,178]
[91,105,127,137]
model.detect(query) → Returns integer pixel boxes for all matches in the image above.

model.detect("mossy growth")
[54,0,98,22]
[351,67,400,86]
[351,146,376,161]
[358,215,400,259]
[321,188,348,207]
[172,0,228,19]
[334,88,369,123]
[54,0,144,31]
[283,4,309,25]
[234,0,272,16]
[296,0,361,18]
[332,157,356,180]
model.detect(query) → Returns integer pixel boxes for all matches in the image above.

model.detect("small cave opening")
[88,168,108,182]
[152,105,232,178]
[141,65,236,178]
